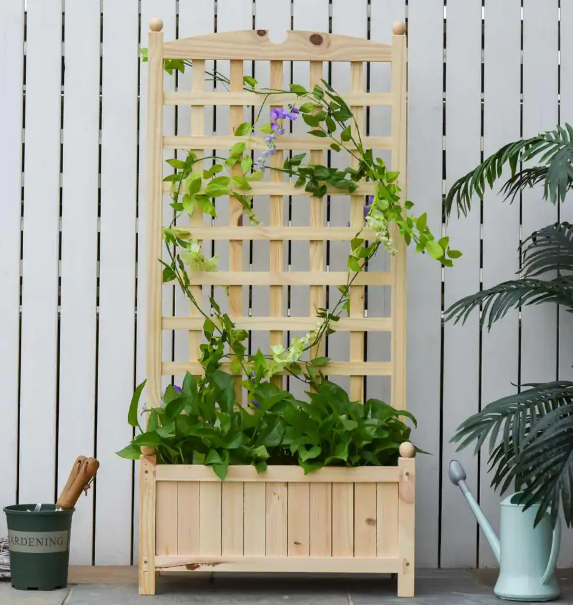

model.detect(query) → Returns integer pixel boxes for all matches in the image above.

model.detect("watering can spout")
[449,460,501,564]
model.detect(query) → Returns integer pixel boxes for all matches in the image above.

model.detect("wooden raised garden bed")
[140,19,414,597]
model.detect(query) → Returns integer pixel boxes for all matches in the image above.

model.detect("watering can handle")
[541,513,561,585]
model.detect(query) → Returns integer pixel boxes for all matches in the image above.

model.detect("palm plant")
[445,124,573,526]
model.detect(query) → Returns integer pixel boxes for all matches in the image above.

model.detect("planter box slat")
[377,483,399,557]
[309,483,332,556]
[287,483,309,557]
[177,482,199,555]
[355,483,378,557]
[155,464,402,483]
[155,555,403,574]
[243,483,266,556]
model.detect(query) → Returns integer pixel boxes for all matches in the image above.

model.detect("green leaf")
[299,102,316,113]
[448,249,463,259]
[230,142,246,157]
[252,445,270,460]
[416,213,427,231]
[232,175,252,191]
[309,129,327,138]
[116,444,141,460]
[330,143,341,153]
[241,156,253,174]
[196,195,216,216]
[426,240,444,260]
[311,356,329,367]
[248,169,264,182]
[128,380,147,430]
[133,431,161,447]
[302,113,320,127]
[259,122,274,134]
[162,266,176,282]
[313,84,324,100]
[234,122,251,136]
[341,126,352,142]
[166,158,186,169]
[185,173,202,195]
[243,75,257,87]
[205,449,223,465]
[182,194,195,216]
[300,445,321,462]
[289,84,307,94]
[213,463,228,481]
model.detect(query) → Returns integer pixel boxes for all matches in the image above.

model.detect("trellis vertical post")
[140,16,164,596]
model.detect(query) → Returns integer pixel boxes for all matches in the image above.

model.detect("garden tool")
[56,457,99,510]
[449,460,561,601]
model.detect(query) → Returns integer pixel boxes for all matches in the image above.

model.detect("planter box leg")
[398,455,415,597]
[139,457,157,595]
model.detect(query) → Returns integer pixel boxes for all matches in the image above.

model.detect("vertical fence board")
[441,0,482,568]
[19,0,62,505]
[555,1,573,568]
[95,0,139,564]
[521,3,559,388]
[58,0,101,565]
[406,0,443,569]
[479,0,522,569]
[0,0,24,535]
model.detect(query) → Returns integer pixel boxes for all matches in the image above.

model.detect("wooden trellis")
[140,19,414,598]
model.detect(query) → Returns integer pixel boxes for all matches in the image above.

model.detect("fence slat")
[95,0,139,564]
[406,0,443,569]
[0,0,24,536]
[58,0,101,565]
[19,0,62,505]
[441,0,482,568]
[479,0,522,569]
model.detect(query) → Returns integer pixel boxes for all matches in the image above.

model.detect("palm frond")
[522,222,573,277]
[445,124,573,218]
[443,277,573,329]
[452,381,573,526]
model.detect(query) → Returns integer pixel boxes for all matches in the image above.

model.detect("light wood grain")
[398,457,415,597]
[377,483,399,557]
[199,482,222,556]
[222,482,244,555]
[243,482,266,556]
[162,180,377,196]
[156,482,178,556]
[145,24,164,411]
[269,60,285,390]
[309,483,332,556]
[156,465,401,483]
[164,91,392,106]
[174,271,392,287]
[163,360,392,377]
[164,135,391,151]
[354,483,377,557]
[163,30,392,62]
[139,458,156,595]
[288,483,310,556]
[162,316,391,332]
[390,30,408,411]
[332,483,354,556]
[155,555,401,573]
[171,226,378,242]
[266,482,288,556]
[177,482,200,555]
[188,60,206,369]
[349,61,366,403]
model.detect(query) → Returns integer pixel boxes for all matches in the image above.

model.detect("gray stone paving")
[2,569,573,604]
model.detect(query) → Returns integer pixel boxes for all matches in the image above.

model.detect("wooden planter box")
[139,452,415,596]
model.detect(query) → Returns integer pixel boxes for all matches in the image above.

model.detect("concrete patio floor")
[2,567,573,605]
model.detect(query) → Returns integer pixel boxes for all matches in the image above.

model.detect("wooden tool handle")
[56,456,87,507]
[56,457,99,510]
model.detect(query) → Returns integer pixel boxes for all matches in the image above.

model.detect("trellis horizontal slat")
[155,555,401,573]
[162,316,391,332]
[162,30,392,62]
[165,271,391,287]
[164,91,392,106]
[163,360,392,376]
[156,465,401,482]
[164,135,391,151]
[162,181,377,196]
[171,226,377,241]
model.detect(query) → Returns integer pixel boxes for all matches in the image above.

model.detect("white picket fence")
[0,0,570,569]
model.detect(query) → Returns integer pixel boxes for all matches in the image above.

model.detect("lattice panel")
[146,26,407,409]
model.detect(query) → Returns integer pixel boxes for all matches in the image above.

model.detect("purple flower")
[268,147,277,155]
[173,384,182,394]
[265,134,277,143]
[270,107,287,121]
[286,104,300,120]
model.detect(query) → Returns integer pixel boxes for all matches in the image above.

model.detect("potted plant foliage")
[445,124,573,526]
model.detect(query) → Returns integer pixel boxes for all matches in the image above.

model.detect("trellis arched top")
[160,28,395,61]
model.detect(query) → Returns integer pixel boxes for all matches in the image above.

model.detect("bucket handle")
[541,513,561,585]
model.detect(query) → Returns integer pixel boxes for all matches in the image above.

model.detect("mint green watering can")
[449,460,561,602]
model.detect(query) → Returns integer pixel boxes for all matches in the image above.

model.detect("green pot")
[4,504,74,591]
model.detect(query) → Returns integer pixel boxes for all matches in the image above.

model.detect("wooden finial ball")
[150,18,163,32]
[393,21,406,36]
[399,442,415,458]
[141,446,156,456]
